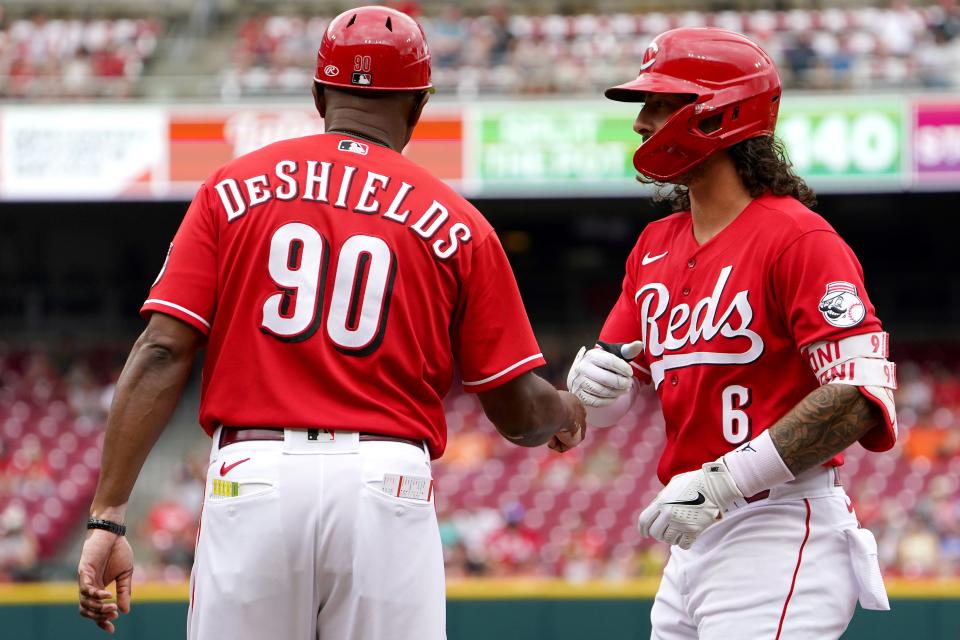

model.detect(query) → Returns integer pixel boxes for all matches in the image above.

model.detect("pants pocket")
[845,527,890,611]
[354,484,442,601]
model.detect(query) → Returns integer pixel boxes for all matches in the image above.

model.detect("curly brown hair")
[644,135,817,212]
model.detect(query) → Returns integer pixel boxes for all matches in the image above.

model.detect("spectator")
[426,4,465,69]
[0,503,37,581]
[485,503,543,577]
[141,500,195,581]
[784,31,818,87]
[897,520,942,577]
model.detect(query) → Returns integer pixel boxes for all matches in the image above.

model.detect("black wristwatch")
[87,518,127,536]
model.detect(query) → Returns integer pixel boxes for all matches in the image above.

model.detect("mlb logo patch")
[338,139,369,155]
[351,72,373,86]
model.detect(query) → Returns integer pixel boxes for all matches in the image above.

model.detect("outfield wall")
[2,579,958,639]
[2,94,959,201]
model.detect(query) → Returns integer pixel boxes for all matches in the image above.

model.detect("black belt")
[219,427,423,450]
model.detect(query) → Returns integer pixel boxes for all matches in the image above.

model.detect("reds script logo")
[635,265,764,388]
[818,281,865,328]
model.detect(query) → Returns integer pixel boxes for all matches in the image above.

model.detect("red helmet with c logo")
[606,28,781,182]
[315,6,433,92]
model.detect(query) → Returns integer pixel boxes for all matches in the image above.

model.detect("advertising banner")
[0,95,954,201]
[775,97,907,184]
[913,101,960,183]
[469,104,640,195]
[0,106,167,199]
[167,106,462,198]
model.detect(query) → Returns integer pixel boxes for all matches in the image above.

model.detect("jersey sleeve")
[772,229,882,349]
[140,183,219,335]
[772,229,894,450]
[453,232,545,393]
[599,240,652,384]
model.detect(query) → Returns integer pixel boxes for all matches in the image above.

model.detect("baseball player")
[77,7,586,639]
[566,28,897,639]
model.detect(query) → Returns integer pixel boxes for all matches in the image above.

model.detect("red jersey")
[142,133,545,458]
[601,194,896,483]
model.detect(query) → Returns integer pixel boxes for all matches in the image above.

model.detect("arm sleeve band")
[802,332,898,450]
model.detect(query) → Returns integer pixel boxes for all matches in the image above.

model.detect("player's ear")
[313,83,327,119]
[408,90,429,127]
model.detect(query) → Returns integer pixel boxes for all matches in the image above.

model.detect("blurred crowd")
[0,11,160,99]
[3,2,960,99]
[0,342,117,581]
[3,342,960,583]
[224,1,960,98]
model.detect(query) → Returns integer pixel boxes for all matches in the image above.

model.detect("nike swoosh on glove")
[637,459,745,549]
[566,341,644,408]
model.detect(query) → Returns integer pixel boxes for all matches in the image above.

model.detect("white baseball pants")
[650,467,889,640]
[187,429,445,640]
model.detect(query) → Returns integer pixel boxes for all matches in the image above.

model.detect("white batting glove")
[566,341,644,408]
[637,459,745,550]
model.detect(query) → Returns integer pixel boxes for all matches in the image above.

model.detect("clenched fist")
[567,341,644,407]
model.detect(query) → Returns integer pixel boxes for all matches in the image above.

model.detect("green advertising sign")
[775,97,906,180]
[470,96,909,194]
[473,105,639,189]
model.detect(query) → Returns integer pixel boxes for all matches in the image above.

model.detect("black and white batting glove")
[566,340,644,407]
[637,459,745,550]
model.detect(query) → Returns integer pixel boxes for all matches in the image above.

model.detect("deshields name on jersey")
[636,265,764,388]
[213,159,472,261]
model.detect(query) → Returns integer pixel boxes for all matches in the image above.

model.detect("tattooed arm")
[768,384,883,475]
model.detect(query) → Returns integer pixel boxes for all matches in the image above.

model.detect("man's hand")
[567,341,644,407]
[549,391,587,453]
[78,529,134,634]
[637,459,745,549]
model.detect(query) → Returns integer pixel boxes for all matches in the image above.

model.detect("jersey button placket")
[687,258,696,269]
[682,287,691,296]
[670,374,679,386]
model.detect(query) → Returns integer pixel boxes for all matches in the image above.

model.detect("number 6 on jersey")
[721,384,751,444]
[261,222,396,355]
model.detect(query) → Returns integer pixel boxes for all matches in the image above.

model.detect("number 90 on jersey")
[260,222,396,356]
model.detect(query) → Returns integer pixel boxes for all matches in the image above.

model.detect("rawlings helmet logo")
[639,42,659,71]
[818,282,866,328]
[323,65,339,77]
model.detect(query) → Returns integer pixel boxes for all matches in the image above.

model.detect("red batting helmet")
[606,28,781,182]
[314,6,432,92]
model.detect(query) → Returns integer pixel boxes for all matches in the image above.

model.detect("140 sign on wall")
[775,98,905,179]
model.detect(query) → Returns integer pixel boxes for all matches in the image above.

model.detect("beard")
[634,160,707,189]
[654,155,711,187]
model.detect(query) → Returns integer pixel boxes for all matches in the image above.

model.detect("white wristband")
[722,430,795,498]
